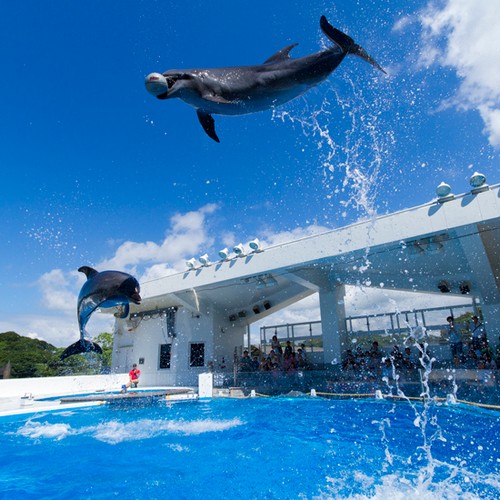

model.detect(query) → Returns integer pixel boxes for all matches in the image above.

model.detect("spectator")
[239,350,252,372]
[446,316,463,360]
[470,315,487,354]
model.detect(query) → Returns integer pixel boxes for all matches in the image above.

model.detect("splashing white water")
[273,76,394,222]
[16,417,244,445]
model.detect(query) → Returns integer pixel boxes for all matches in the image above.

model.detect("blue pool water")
[1,397,499,499]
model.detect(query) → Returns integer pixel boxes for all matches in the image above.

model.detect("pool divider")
[248,389,500,410]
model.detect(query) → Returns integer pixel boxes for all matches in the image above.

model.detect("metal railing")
[259,302,475,352]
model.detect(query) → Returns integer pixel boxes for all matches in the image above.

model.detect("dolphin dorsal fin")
[263,43,299,64]
[78,266,98,279]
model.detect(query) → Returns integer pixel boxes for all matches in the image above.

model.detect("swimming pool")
[1,397,499,499]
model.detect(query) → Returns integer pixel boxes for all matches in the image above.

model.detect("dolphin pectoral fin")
[263,43,299,64]
[320,15,386,74]
[197,110,220,143]
[60,339,103,360]
[114,302,130,319]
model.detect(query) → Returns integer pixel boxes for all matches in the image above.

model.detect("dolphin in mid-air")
[60,266,141,360]
[145,16,385,142]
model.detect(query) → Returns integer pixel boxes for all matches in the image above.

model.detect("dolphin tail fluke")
[60,339,103,360]
[320,16,386,74]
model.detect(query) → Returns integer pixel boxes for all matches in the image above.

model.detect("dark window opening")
[190,343,205,367]
[159,344,171,369]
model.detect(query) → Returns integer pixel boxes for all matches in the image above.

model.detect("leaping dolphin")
[60,266,141,360]
[145,16,385,142]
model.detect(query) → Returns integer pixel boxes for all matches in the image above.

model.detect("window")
[190,343,205,367]
[159,344,171,369]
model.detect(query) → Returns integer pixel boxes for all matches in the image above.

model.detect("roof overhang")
[130,184,500,324]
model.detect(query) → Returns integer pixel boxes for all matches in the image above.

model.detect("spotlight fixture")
[218,248,229,260]
[238,310,247,318]
[436,182,454,202]
[470,171,486,188]
[407,242,425,257]
[186,258,197,270]
[252,305,260,315]
[470,172,489,194]
[233,243,245,257]
[229,314,237,322]
[198,253,210,266]
[263,301,271,310]
[437,280,451,293]
[426,238,443,254]
[459,281,471,294]
[248,238,262,252]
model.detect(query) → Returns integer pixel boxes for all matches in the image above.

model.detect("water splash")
[272,76,395,223]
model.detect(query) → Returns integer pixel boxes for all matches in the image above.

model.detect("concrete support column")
[319,284,347,366]
[459,229,500,347]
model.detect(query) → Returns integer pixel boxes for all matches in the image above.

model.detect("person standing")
[471,315,487,355]
[446,316,463,360]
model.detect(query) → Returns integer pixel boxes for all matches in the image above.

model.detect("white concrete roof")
[133,184,500,324]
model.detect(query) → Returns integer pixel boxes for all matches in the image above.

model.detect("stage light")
[426,238,443,254]
[186,258,197,269]
[233,243,245,256]
[437,280,451,293]
[436,182,453,202]
[248,238,262,252]
[218,248,229,260]
[263,301,271,310]
[470,171,486,188]
[252,305,260,315]
[198,253,210,266]
[470,172,489,193]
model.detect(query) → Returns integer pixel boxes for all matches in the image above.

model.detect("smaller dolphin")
[145,16,385,142]
[60,266,141,360]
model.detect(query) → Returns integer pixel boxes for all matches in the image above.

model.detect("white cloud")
[419,0,500,147]
[37,269,81,313]
[98,203,219,272]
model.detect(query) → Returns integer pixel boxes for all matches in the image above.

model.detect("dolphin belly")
[180,84,312,116]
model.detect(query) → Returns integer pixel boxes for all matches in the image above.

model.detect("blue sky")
[0,0,498,347]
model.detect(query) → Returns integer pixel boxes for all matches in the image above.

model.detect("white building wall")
[112,305,247,386]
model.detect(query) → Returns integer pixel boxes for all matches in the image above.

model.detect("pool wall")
[0,373,129,399]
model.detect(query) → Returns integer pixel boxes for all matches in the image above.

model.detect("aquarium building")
[111,176,499,387]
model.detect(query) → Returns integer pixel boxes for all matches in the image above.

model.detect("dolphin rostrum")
[60,266,141,360]
[145,16,385,142]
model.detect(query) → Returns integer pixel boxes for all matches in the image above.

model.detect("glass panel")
[159,344,171,369]
[190,343,205,367]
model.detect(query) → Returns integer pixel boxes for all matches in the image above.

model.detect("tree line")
[0,331,113,379]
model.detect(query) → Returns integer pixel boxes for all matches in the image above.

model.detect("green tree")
[92,332,113,370]
[0,331,57,378]
[0,330,115,378]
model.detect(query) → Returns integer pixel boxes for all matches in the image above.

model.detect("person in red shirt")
[126,363,141,388]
